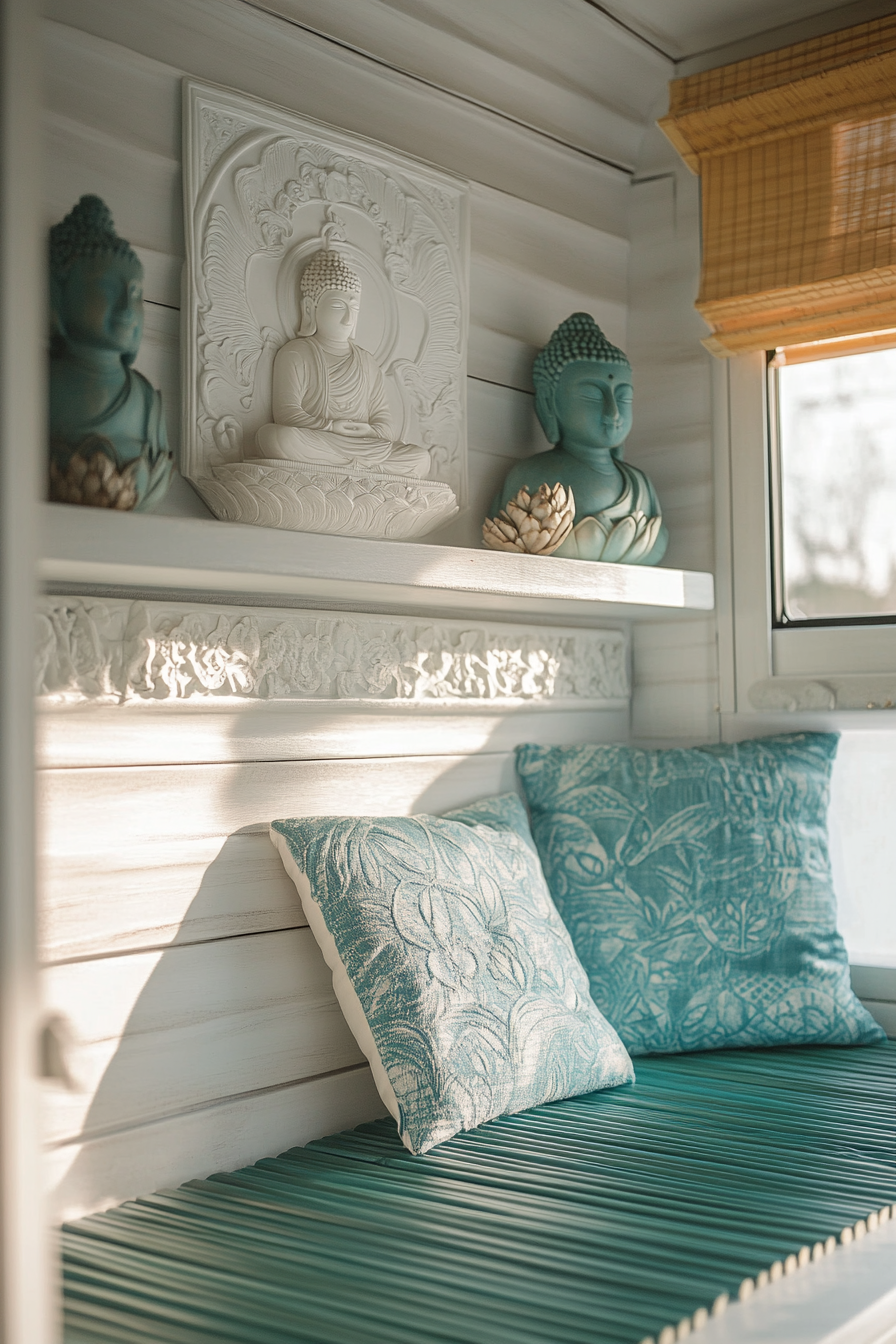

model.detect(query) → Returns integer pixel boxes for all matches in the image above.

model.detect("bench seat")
[62,1043,896,1344]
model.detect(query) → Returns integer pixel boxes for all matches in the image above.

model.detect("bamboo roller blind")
[659,16,896,356]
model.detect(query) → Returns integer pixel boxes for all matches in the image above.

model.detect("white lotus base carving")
[197,460,458,540]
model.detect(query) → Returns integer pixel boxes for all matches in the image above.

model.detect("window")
[769,341,896,625]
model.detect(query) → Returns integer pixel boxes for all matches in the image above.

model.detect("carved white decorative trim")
[182,80,470,535]
[749,676,896,713]
[199,105,250,175]
[37,598,629,707]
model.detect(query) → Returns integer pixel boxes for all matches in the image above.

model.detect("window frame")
[718,353,896,1008]
[768,345,896,633]
[718,352,896,720]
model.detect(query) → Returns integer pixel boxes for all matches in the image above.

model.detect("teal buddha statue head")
[48,196,172,512]
[533,313,632,459]
[50,195,144,365]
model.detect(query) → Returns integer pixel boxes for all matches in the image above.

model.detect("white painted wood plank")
[470,182,628,297]
[40,829,304,964]
[44,19,180,162]
[850,966,896,1002]
[632,617,718,685]
[48,1064,385,1224]
[251,0,664,167]
[625,156,714,578]
[37,702,628,771]
[348,0,668,117]
[39,753,518,959]
[860,1001,896,1038]
[467,379,543,461]
[40,505,715,624]
[38,713,629,960]
[470,256,627,378]
[43,927,363,1145]
[45,2,630,232]
[624,125,720,746]
[468,326,535,392]
[43,110,182,259]
[41,752,516,854]
[43,23,631,297]
[631,681,721,747]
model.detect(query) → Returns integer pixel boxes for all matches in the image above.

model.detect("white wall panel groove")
[43,18,633,533]
[48,1065,385,1224]
[39,752,519,964]
[38,704,628,772]
[43,927,363,1147]
[40,830,304,964]
[40,753,518,853]
[44,3,631,231]
[250,0,669,166]
[626,128,720,746]
[36,0,654,1229]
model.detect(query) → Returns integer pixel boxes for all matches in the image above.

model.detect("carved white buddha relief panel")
[182,82,468,539]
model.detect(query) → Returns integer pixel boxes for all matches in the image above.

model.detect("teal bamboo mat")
[63,1043,896,1344]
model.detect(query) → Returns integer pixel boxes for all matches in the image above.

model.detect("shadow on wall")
[46,702,582,1222]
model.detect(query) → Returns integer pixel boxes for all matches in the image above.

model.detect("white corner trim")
[36,596,629,707]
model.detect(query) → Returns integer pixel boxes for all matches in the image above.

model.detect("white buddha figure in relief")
[252,249,431,478]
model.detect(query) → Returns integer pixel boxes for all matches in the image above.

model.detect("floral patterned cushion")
[271,794,633,1154]
[516,734,884,1056]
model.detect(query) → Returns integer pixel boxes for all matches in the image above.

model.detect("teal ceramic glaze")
[48,195,173,512]
[492,313,667,565]
[271,793,633,1154]
[516,733,885,1055]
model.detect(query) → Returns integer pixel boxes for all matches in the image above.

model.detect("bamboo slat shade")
[659,16,896,356]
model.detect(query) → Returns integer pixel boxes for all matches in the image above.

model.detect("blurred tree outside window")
[776,345,896,621]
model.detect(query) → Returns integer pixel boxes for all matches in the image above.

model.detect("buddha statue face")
[533,314,634,460]
[53,253,144,362]
[309,287,361,346]
[298,249,363,344]
[555,359,633,456]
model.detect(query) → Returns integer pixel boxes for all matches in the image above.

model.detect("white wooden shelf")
[39,504,714,626]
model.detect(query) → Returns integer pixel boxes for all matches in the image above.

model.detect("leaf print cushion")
[516,735,884,1056]
[271,793,633,1154]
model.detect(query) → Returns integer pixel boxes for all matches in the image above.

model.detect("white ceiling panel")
[600,0,896,61]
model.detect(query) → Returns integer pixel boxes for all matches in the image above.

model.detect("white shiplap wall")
[626,120,721,747]
[42,2,642,544]
[40,0,671,1221]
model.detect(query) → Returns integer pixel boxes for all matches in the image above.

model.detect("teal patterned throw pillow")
[516,735,884,1056]
[271,794,633,1154]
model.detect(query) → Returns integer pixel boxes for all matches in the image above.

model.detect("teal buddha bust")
[492,314,667,565]
[48,196,173,511]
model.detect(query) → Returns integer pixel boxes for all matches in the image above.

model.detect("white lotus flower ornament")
[556,508,666,565]
[482,483,575,556]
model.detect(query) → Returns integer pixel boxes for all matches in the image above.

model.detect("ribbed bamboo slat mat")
[62,1043,896,1344]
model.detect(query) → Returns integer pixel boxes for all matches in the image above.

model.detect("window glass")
[775,345,896,621]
